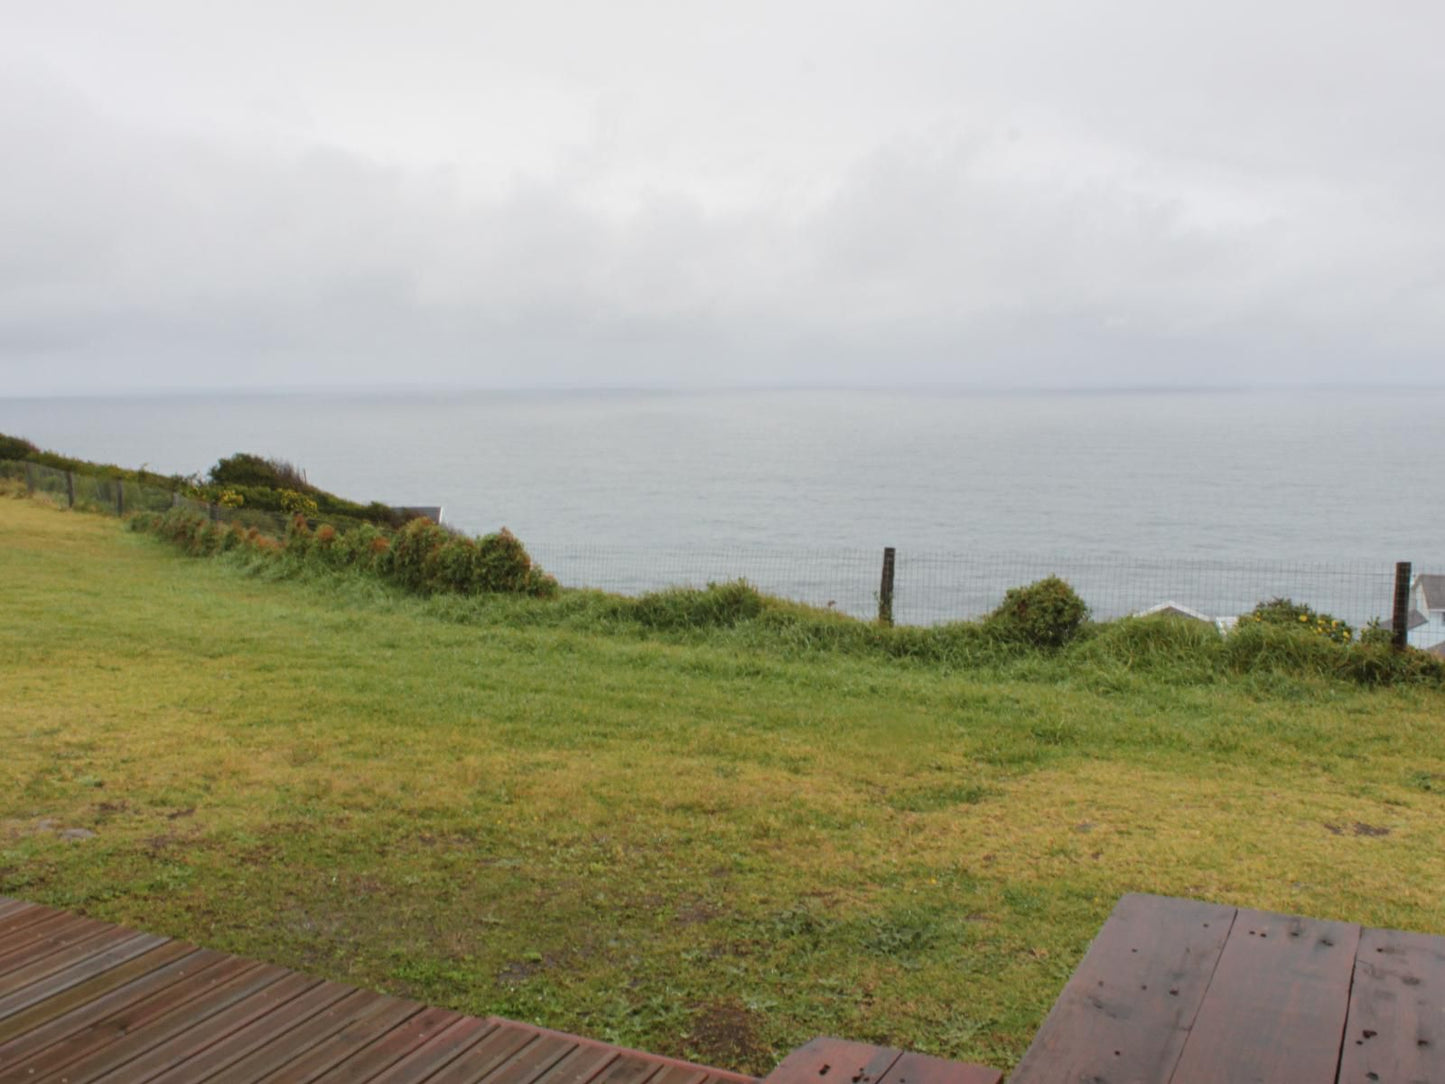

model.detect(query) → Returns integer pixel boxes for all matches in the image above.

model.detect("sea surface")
[3,388,1440,626]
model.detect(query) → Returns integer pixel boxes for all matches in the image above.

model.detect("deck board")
[1006,893,1234,1084]
[1169,907,1360,1083]
[1008,893,1445,1083]
[1337,925,1445,1084]
[0,894,994,1084]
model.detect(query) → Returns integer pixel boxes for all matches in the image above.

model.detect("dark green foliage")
[206,450,310,491]
[125,510,1444,689]
[137,508,557,599]
[983,576,1089,648]
[208,453,312,491]
[0,432,191,489]
[0,433,39,461]
[1239,596,1354,644]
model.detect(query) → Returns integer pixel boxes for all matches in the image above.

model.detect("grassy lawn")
[2,495,1443,1074]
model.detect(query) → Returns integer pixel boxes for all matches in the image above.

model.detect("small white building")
[1408,574,1445,651]
[1135,600,1235,633]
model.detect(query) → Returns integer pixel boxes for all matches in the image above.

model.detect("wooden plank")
[1337,925,1445,1084]
[588,1055,664,1084]
[0,901,49,928]
[245,994,421,1083]
[645,1065,709,1084]
[85,971,319,1083]
[882,1050,1001,1084]
[198,989,393,1083]
[0,932,167,1019]
[310,1005,469,1083]
[432,1031,577,1084]
[0,906,78,947]
[1169,906,1360,1083]
[11,962,285,1084]
[357,1017,498,1084]
[0,903,32,924]
[0,953,254,1081]
[0,910,82,951]
[141,979,356,1084]
[0,916,117,977]
[0,948,217,1063]
[533,1041,623,1084]
[765,1038,902,1084]
[500,1019,758,1084]
[1008,893,1236,1083]
[409,1025,550,1084]
[0,942,195,1045]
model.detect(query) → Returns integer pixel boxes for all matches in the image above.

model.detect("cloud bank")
[2,0,1443,393]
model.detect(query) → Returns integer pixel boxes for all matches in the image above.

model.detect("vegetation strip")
[2,493,1443,1076]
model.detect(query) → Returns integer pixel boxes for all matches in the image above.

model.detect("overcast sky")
[2,0,1442,394]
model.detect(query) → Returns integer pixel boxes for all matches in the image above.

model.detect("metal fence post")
[65,471,75,508]
[1391,561,1412,651]
[878,546,896,625]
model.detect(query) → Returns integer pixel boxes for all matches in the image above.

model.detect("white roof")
[1135,600,1214,623]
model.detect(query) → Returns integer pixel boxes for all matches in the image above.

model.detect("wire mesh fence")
[531,542,1430,637]
[8,458,1443,648]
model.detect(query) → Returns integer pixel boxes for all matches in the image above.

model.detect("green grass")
[3,495,1444,1074]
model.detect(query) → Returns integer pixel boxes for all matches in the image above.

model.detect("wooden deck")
[14,889,1433,1083]
[0,895,763,1084]
[0,895,1000,1084]
[1009,892,1445,1083]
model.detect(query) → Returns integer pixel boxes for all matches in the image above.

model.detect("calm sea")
[3,389,1440,624]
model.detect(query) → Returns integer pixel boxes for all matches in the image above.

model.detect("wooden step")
[763,1037,1001,1084]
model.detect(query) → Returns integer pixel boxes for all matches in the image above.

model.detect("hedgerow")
[131,508,558,599]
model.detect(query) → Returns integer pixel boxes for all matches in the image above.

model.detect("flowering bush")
[1238,597,1353,644]
[133,508,557,599]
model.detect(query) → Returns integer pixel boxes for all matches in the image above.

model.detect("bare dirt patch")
[684,997,767,1069]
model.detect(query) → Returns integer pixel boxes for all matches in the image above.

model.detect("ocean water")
[3,388,1440,625]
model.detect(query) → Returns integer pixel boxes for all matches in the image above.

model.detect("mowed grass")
[2,496,1444,1074]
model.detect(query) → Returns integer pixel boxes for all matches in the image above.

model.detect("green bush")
[983,576,1089,648]
[0,433,39,461]
[1238,597,1353,644]
[134,507,556,601]
[208,453,312,491]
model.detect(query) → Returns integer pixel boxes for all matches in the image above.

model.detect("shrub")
[208,453,312,491]
[983,576,1089,648]
[1238,597,1353,644]
[631,580,766,629]
[0,433,39,461]
[279,490,320,518]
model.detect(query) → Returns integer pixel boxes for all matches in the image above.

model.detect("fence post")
[65,471,75,508]
[878,546,896,626]
[1391,561,1412,651]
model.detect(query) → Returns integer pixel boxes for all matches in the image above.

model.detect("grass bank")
[3,495,1443,1073]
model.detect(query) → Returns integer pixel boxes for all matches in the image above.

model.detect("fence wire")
[8,459,1442,648]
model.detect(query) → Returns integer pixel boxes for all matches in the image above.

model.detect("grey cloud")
[1,1,1443,393]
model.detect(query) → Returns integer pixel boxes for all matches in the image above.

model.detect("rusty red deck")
[0,895,762,1084]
